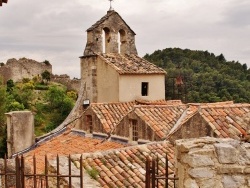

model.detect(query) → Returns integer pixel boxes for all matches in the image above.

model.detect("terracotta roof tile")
[199,103,250,138]
[91,101,135,133]
[167,102,250,139]
[77,141,175,188]
[133,105,187,139]
[98,53,166,75]
[90,100,183,134]
[23,130,125,173]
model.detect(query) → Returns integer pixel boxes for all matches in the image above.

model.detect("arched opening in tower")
[102,27,111,53]
[119,29,126,54]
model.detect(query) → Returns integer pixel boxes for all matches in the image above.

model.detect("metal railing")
[0,155,83,188]
[145,155,178,188]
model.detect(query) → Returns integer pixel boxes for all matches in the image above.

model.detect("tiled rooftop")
[98,53,166,74]
[24,129,126,173]
[77,141,175,188]
[89,100,182,134]
[91,101,135,133]
[199,103,250,138]
[133,105,187,138]
[168,102,250,139]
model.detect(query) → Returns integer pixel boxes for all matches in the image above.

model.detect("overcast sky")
[0,0,250,78]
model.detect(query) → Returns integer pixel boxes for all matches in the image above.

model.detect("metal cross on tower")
[109,0,114,11]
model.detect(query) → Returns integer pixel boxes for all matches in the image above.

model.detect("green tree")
[43,60,51,66]
[43,86,74,132]
[144,48,250,103]
[41,70,51,84]
[6,79,14,92]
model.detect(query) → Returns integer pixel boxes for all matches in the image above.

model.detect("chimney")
[5,111,35,157]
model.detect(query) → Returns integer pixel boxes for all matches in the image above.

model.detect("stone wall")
[169,113,214,143]
[51,74,81,93]
[0,58,52,83]
[5,111,35,157]
[175,137,250,188]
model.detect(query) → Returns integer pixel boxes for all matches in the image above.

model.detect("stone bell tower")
[83,10,137,56]
[80,8,166,103]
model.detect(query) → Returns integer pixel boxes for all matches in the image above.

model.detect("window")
[86,115,93,133]
[141,82,148,96]
[131,119,138,141]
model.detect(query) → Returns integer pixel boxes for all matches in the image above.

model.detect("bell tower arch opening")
[118,29,126,54]
[102,27,111,53]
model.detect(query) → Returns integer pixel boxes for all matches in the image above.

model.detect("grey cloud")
[220,0,250,27]
[0,0,249,78]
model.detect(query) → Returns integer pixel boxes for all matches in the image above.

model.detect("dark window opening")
[141,82,148,96]
[86,115,93,133]
[131,120,138,141]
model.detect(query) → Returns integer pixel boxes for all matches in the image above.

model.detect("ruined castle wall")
[175,137,250,188]
[51,74,80,93]
[0,65,12,83]
[0,58,52,83]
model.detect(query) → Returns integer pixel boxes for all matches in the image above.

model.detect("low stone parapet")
[175,137,250,188]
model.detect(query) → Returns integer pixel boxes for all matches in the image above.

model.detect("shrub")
[86,168,99,180]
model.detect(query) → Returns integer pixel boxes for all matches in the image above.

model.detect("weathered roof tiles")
[76,141,175,188]
[98,53,166,74]
[133,105,187,139]
[91,101,135,132]
[24,129,126,173]
[199,103,250,138]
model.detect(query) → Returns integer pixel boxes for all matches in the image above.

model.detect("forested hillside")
[0,75,77,157]
[144,48,250,103]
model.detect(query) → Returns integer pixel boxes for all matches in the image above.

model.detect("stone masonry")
[175,137,250,188]
[51,74,81,93]
[0,58,52,83]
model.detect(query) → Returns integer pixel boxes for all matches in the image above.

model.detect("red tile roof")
[199,103,250,138]
[77,141,175,188]
[91,102,135,133]
[98,53,166,74]
[133,104,187,138]
[24,129,126,173]
[89,100,183,134]
[167,102,250,139]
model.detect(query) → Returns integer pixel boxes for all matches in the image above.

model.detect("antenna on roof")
[108,0,114,11]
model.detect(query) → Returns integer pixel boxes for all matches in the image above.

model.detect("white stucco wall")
[119,74,165,102]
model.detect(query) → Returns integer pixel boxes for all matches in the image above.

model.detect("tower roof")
[87,10,136,35]
[98,53,166,75]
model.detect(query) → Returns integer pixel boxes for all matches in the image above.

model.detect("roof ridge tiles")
[80,140,172,159]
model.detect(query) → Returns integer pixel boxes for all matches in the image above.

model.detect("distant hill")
[144,48,250,103]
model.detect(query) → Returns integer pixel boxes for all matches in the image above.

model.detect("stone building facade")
[80,10,166,103]
[0,58,52,83]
